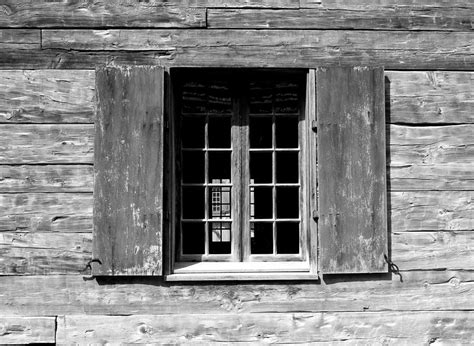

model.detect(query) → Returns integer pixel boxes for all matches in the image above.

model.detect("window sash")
[175,73,307,263]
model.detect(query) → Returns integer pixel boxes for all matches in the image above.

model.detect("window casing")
[168,69,318,279]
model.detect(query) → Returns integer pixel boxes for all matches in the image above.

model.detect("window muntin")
[175,71,307,264]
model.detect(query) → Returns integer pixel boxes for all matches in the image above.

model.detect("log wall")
[0,0,473,343]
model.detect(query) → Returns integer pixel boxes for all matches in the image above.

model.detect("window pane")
[209,222,231,254]
[209,117,231,148]
[274,82,299,114]
[182,117,205,148]
[276,152,299,183]
[250,222,273,254]
[250,152,272,183]
[249,82,273,114]
[276,187,299,219]
[182,186,205,219]
[182,81,207,114]
[208,82,232,114]
[209,186,231,219]
[276,117,298,148]
[250,117,272,148]
[250,186,272,219]
[276,222,299,254]
[182,151,204,183]
[182,222,205,254]
[209,151,231,182]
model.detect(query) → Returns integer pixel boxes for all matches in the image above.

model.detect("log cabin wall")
[0,0,473,343]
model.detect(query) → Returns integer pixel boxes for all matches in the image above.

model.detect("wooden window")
[168,70,317,280]
[93,66,387,279]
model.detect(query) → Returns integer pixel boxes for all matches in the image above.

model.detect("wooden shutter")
[93,66,164,275]
[317,66,387,274]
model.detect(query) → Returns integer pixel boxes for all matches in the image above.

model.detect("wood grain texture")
[389,164,474,191]
[317,67,387,274]
[38,30,474,70]
[0,317,55,344]
[0,193,92,233]
[208,8,473,30]
[0,1,205,28]
[393,231,474,271]
[56,312,474,344]
[390,191,473,232]
[0,124,94,164]
[305,0,473,9]
[0,232,91,275]
[0,70,95,124]
[0,29,40,49]
[0,165,93,193]
[389,125,474,166]
[94,66,164,276]
[386,71,474,124]
[1,271,473,316]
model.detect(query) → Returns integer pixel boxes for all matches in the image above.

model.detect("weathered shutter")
[93,66,164,275]
[317,66,387,274]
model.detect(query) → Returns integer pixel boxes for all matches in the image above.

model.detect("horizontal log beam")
[386,71,474,124]
[0,29,40,49]
[208,8,473,31]
[56,312,474,344]
[0,317,55,344]
[390,191,474,232]
[0,70,95,124]
[3,30,471,70]
[0,2,205,28]
[0,165,93,193]
[1,271,473,316]
[0,193,92,233]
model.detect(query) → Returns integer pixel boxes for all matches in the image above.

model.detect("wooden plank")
[94,66,164,276]
[0,165,93,193]
[0,1,205,28]
[393,231,474,271]
[56,312,474,344]
[390,191,474,232]
[317,67,387,274]
[0,70,95,124]
[0,124,94,164]
[208,8,473,31]
[386,71,474,124]
[0,317,55,344]
[0,193,92,233]
[0,232,91,275]
[37,30,474,70]
[304,0,473,9]
[389,125,474,166]
[0,29,40,49]
[389,164,474,191]
[1,271,474,316]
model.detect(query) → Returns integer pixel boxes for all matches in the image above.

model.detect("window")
[169,70,317,279]
[92,66,388,279]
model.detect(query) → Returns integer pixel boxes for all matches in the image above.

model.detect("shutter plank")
[317,67,387,274]
[94,66,164,275]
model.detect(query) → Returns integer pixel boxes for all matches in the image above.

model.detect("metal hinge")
[311,120,318,132]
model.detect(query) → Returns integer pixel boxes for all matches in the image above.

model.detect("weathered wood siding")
[0,1,472,343]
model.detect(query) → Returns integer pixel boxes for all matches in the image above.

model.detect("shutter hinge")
[311,120,318,132]
[164,120,169,129]
[312,209,319,221]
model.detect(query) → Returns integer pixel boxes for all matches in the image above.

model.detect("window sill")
[166,261,318,281]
